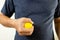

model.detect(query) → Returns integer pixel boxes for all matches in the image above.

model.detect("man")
[54,0,60,39]
[0,0,58,40]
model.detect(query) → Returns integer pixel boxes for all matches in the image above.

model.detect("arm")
[0,12,34,36]
[0,0,34,36]
[0,12,15,28]
[54,17,60,39]
[54,0,60,39]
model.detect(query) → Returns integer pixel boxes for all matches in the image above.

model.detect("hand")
[13,17,34,36]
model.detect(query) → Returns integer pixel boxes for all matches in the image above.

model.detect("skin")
[0,12,60,39]
[54,17,60,40]
[0,12,34,36]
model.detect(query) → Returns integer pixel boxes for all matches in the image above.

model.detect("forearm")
[0,12,15,28]
[54,17,60,39]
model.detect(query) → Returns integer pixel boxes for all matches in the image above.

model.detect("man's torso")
[12,0,58,40]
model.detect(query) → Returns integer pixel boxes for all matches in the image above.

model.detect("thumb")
[27,18,34,24]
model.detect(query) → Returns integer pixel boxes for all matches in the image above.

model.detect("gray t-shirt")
[1,0,58,40]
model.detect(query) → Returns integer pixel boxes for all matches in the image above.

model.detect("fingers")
[18,28,32,36]
[19,32,32,36]
[20,28,32,33]
[19,26,34,36]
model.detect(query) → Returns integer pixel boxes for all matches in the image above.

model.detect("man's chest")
[13,0,57,12]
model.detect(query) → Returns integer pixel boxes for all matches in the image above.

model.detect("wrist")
[10,19,17,28]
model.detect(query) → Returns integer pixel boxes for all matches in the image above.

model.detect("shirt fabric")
[54,0,60,18]
[1,0,58,40]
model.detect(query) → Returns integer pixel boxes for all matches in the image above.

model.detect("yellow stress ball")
[24,23,32,29]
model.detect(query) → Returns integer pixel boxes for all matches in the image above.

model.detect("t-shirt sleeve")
[54,0,60,18]
[1,0,15,17]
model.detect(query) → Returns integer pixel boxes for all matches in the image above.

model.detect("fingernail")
[31,21,34,24]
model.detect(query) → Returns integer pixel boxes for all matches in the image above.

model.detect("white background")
[0,0,16,40]
[0,0,59,40]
